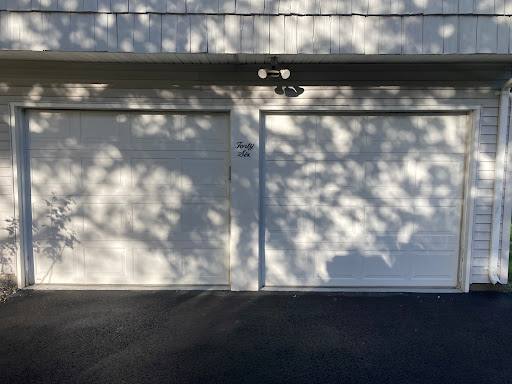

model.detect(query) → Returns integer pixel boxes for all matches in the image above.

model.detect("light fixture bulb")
[258,69,268,79]
[280,69,291,79]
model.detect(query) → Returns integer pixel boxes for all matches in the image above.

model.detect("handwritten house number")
[236,142,254,157]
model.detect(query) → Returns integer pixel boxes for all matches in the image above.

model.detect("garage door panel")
[415,160,464,190]
[83,203,127,234]
[265,204,306,233]
[28,110,230,286]
[131,113,181,140]
[28,111,78,147]
[314,206,361,236]
[81,112,123,144]
[35,246,77,278]
[411,252,458,282]
[313,250,362,280]
[265,249,308,285]
[316,116,362,152]
[363,205,413,234]
[81,157,123,189]
[314,160,360,190]
[131,203,174,238]
[264,113,466,288]
[133,247,180,279]
[413,204,461,234]
[85,246,126,275]
[365,116,417,147]
[131,158,178,188]
[364,160,410,188]
[416,115,465,149]
[181,158,227,186]
[362,251,407,280]
[265,160,312,197]
[182,248,229,282]
[31,157,75,186]
[182,115,229,144]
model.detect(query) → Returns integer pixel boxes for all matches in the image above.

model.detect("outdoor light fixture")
[258,56,291,80]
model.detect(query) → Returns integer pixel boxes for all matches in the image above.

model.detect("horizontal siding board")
[264,0,279,14]
[442,0,458,14]
[176,14,190,53]
[84,0,98,12]
[364,16,379,54]
[497,16,510,53]
[403,15,423,53]
[423,0,442,15]
[337,0,352,14]
[167,0,186,13]
[297,15,314,53]
[320,0,337,14]
[58,0,83,11]
[111,0,129,13]
[496,0,506,14]
[475,0,495,14]
[162,15,178,52]
[477,16,498,53]
[352,0,369,15]
[129,0,147,13]
[71,13,95,51]
[191,15,207,53]
[149,14,162,53]
[241,16,254,53]
[460,16,478,53]
[459,0,474,14]
[118,14,135,53]
[133,13,150,54]
[368,0,391,15]
[443,15,458,53]
[353,14,367,52]
[107,13,118,52]
[409,0,424,14]
[379,15,401,54]
[97,0,111,12]
[339,15,353,53]
[7,0,30,11]
[225,15,241,53]
[270,15,285,53]
[284,15,298,54]
[313,15,330,54]
[0,12,9,50]
[252,0,265,14]
[423,16,443,54]
[207,15,225,54]
[4,1,512,15]
[95,13,109,52]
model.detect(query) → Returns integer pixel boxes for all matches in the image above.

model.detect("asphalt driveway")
[0,290,511,384]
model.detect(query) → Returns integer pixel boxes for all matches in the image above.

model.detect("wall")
[0,61,508,286]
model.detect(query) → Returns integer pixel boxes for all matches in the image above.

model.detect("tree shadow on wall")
[1,194,81,283]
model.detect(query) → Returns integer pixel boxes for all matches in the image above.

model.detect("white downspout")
[489,78,512,284]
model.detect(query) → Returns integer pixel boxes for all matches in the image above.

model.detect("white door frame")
[9,102,481,292]
[9,102,233,289]
[257,105,482,292]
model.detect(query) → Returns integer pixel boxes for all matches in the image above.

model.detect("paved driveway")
[1,290,511,384]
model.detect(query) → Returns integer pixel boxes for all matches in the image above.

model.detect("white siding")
[0,12,510,56]
[4,0,512,15]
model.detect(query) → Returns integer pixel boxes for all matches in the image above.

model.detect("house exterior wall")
[0,62,508,288]
[0,3,512,56]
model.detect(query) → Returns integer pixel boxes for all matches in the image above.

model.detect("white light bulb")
[280,69,291,79]
[258,69,268,79]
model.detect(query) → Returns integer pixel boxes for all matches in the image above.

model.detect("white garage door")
[263,113,467,288]
[28,110,230,286]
